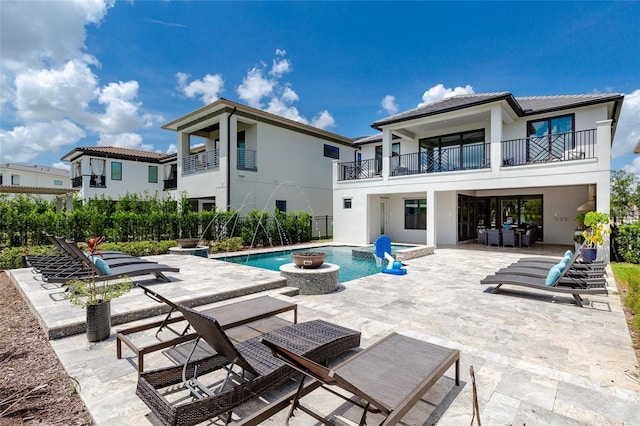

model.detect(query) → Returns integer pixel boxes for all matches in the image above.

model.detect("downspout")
[227,107,237,212]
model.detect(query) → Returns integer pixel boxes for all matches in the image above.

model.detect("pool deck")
[7,243,640,425]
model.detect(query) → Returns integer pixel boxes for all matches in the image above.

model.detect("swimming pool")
[222,245,407,283]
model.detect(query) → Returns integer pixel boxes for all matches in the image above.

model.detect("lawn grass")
[611,262,640,357]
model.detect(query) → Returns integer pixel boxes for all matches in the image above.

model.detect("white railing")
[182,149,219,175]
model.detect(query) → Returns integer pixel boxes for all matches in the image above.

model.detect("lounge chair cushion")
[92,256,112,275]
[545,264,563,286]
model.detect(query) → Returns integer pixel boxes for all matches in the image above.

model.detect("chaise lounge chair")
[261,332,460,426]
[136,304,361,426]
[41,240,179,284]
[495,249,606,279]
[481,258,608,307]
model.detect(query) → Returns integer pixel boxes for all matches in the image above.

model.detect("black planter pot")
[86,300,111,342]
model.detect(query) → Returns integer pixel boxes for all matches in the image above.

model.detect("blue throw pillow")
[545,265,563,286]
[92,256,111,275]
[564,250,573,258]
[556,260,568,272]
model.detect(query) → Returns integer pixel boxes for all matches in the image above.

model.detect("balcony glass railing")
[182,149,219,175]
[71,176,82,188]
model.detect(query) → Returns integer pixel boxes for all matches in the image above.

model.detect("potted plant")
[580,211,610,262]
[65,236,133,342]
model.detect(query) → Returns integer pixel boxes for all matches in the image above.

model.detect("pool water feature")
[222,245,408,283]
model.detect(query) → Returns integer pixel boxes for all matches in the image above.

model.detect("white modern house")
[0,163,75,205]
[332,92,624,255]
[161,98,354,216]
[60,147,177,202]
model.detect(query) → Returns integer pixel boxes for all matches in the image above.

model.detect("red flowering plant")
[65,236,132,307]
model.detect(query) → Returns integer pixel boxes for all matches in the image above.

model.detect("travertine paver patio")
[7,245,640,425]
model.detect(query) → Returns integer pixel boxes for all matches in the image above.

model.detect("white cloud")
[166,144,177,154]
[381,95,398,115]
[311,111,335,130]
[612,89,640,159]
[270,57,291,78]
[176,72,225,105]
[97,133,153,151]
[52,162,71,171]
[1,0,163,165]
[418,84,475,107]
[15,59,98,122]
[0,0,114,72]
[621,157,640,177]
[236,67,274,108]
[235,50,335,130]
[0,120,85,163]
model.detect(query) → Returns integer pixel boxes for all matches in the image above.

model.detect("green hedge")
[617,222,640,264]
[0,193,313,261]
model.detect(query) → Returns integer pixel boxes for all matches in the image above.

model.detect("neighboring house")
[333,92,624,254]
[0,163,75,206]
[60,147,177,202]
[161,98,354,216]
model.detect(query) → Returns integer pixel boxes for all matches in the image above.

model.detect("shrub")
[617,222,640,264]
[210,237,244,253]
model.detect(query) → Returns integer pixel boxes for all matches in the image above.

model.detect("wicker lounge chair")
[261,332,460,426]
[136,304,361,426]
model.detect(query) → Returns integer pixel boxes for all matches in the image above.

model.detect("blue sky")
[1,1,639,175]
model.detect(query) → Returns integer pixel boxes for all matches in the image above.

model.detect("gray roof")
[372,92,623,129]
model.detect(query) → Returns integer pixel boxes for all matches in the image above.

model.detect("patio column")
[427,190,435,246]
[382,128,392,181]
[490,105,503,176]
[176,132,189,182]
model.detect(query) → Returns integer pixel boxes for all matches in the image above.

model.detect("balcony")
[502,129,595,167]
[71,176,82,188]
[338,143,490,181]
[90,175,106,188]
[163,177,177,190]
[183,149,218,176]
[337,130,597,182]
[237,148,257,171]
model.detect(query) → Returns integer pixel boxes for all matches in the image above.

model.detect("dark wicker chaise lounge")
[136,304,361,426]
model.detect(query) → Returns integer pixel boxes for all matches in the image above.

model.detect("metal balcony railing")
[237,148,257,171]
[391,143,490,175]
[182,149,219,176]
[501,129,595,167]
[90,175,106,188]
[338,158,381,181]
[163,178,177,190]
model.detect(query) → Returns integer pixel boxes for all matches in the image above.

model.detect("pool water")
[222,245,402,283]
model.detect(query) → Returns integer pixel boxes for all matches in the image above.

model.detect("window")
[405,199,426,230]
[275,200,286,213]
[54,180,63,186]
[343,198,352,209]
[0,174,3,185]
[148,166,158,183]
[419,129,485,172]
[324,144,339,159]
[375,145,383,173]
[111,162,122,181]
[11,174,20,185]
[527,114,574,161]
